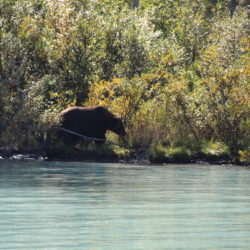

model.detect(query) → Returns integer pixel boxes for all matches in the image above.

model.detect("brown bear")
[58,105,126,145]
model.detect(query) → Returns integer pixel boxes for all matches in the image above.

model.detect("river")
[0,161,250,249]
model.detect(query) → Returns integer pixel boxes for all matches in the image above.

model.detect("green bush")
[149,144,191,163]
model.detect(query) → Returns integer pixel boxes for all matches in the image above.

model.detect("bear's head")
[110,116,126,136]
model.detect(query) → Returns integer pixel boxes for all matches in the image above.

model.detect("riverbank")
[0,148,248,166]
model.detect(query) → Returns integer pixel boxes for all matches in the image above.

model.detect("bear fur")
[58,105,126,145]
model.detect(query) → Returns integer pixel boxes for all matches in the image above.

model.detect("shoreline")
[0,150,248,166]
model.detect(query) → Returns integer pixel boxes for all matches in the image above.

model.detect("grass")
[149,144,191,163]
[45,135,248,165]
[148,141,233,164]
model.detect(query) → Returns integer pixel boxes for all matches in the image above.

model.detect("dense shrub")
[0,0,249,162]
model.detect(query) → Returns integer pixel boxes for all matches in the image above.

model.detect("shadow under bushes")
[45,141,119,162]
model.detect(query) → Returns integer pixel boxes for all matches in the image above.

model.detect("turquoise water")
[0,161,250,249]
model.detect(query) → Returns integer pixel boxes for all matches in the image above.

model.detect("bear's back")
[60,106,109,129]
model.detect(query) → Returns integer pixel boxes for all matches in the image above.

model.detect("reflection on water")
[0,161,250,249]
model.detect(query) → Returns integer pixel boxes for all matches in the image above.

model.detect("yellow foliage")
[239,148,250,164]
[86,76,161,126]
[19,16,41,40]
[87,78,123,107]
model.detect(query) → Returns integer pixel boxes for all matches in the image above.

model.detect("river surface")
[0,161,250,249]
